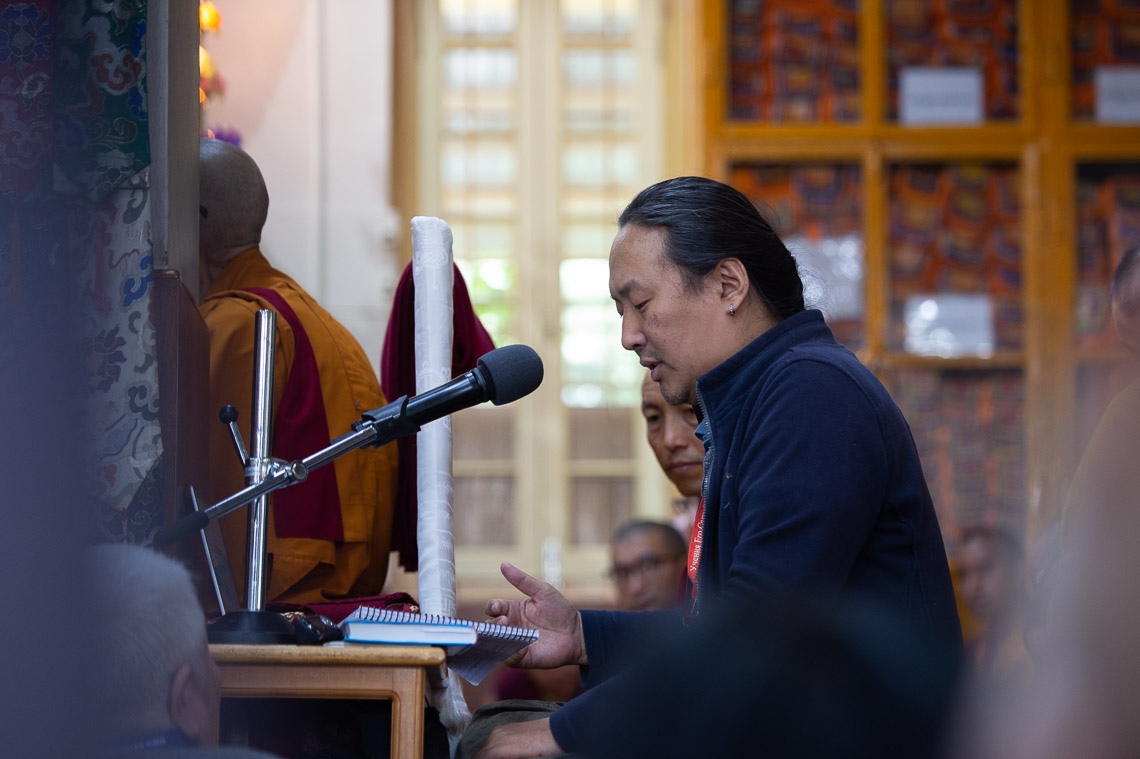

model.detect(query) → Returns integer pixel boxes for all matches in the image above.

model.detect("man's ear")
[716,258,751,307]
[169,662,213,745]
[169,663,195,736]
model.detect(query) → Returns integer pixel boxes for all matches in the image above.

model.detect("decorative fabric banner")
[53,0,149,201]
[84,181,164,543]
[2,1,159,543]
[0,2,55,200]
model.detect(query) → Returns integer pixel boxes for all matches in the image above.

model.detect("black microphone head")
[476,344,544,406]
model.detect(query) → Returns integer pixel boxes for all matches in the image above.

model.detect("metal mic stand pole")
[208,310,296,644]
[246,309,275,612]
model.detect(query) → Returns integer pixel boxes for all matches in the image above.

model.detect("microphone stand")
[206,311,293,644]
[167,310,421,644]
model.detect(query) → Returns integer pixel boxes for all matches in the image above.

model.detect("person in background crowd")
[608,520,687,612]
[640,371,703,539]
[954,524,1031,689]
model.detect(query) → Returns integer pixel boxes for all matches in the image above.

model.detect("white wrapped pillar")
[410,216,471,749]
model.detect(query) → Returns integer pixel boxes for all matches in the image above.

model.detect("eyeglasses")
[607,553,683,584]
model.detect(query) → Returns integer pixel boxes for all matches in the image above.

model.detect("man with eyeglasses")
[608,521,687,612]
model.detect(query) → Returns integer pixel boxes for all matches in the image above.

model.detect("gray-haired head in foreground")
[85,543,208,735]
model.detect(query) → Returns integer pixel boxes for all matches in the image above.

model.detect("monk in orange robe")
[198,138,398,604]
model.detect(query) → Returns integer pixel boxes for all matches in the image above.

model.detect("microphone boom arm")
[156,394,422,547]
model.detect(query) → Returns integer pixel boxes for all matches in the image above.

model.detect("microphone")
[411,343,543,418]
[360,343,544,434]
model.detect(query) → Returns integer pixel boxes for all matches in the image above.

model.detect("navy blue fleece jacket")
[549,310,960,750]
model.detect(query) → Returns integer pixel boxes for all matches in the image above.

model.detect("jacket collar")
[695,309,832,422]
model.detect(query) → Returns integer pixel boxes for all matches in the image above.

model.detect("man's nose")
[626,572,649,596]
[620,314,644,352]
[663,417,693,449]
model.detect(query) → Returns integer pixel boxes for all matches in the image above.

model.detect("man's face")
[955,535,1022,622]
[609,225,725,406]
[642,373,704,498]
[610,530,685,611]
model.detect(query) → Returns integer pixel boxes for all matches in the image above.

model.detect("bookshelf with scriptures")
[682,0,1140,543]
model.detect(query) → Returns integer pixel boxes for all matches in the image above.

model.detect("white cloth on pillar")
[411,216,471,754]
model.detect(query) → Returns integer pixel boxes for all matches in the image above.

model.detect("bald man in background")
[198,138,398,605]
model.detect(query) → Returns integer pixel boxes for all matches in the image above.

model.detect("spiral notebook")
[338,606,539,685]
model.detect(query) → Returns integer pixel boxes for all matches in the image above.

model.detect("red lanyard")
[686,497,705,603]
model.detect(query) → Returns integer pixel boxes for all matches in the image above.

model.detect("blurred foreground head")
[86,543,221,749]
[952,505,1140,758]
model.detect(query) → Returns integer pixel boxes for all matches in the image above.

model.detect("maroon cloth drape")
[242,288,344,542]
[380,263,496,571]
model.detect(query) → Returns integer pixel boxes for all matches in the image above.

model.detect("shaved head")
[198,138,269,288]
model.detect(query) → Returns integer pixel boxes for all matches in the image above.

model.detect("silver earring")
[728,303,736,316]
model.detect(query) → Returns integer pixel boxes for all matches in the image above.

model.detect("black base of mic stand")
[207,609,296,644]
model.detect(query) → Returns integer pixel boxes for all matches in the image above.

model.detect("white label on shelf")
[787,233,864,322]
[899,67,984,126]
[903,294,994,359]
[1095,67,1140,124]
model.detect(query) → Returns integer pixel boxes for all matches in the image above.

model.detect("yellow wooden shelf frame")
[692,0,1140,540]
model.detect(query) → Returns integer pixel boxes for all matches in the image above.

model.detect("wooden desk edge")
[210,643,448,668]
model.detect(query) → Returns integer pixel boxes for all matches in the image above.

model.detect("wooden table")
[211,643,447,759]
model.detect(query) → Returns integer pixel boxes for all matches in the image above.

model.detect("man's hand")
[485,562,588,668]
[473,717,563,759]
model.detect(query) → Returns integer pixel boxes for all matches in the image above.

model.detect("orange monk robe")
[200,248,398,604]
